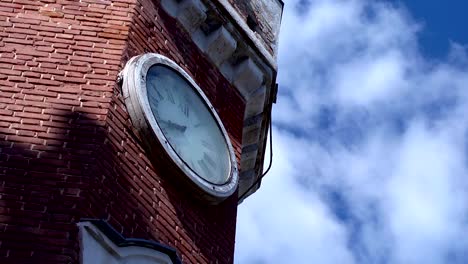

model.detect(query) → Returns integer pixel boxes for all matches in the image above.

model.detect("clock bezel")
[121,53,238,202]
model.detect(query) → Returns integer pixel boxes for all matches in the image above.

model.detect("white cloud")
[235,0,468,263]
[333,51,408,105]
[385,121,468,263]
[235,129,355,264]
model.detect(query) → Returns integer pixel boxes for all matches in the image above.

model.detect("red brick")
[23,71,41,78]
[0,69,21,76]
[0,115,20,122]
[13,65,29,71]
[35,57,69,65]
[6,135,45,144]
[22,89,58,98]
[21,118,41,125]
[17,13,50,22]
[26,61,39,67]
[0,109,13,115]
[30,25,64,33]
[45,98,80,106]
[17,130,35,136]
[2,38,34,45]
[16,55,35,61]
[8,76,26,83]
[39,62,58,69]
[53,75,86,84]
[11,123,47,132]
[58,65,92,73]
[14,112,50,120]
[16,47,49,57]
[27,78,62,86]
[5,27,37,35]
[81,84,112,92]
[0,127,16,135]
[7,105,24,111]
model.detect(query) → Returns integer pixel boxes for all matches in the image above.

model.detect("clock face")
[145,65,231,185]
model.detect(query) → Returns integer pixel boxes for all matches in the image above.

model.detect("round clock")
[121,53,238,202]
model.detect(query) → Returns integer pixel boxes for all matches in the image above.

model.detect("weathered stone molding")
[78,219,181,264]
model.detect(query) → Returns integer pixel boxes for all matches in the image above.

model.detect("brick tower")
[0,0,282,263]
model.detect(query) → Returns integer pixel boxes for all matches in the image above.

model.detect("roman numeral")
[201,140,214,151]
[156,90,164,100]
[198,158,215,180]
[203,152,217,169]
[166,89,175,104]
[147,83,163,102]
[149,92,160,104]
[179,102,189,117]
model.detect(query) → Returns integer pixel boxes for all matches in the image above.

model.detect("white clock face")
[146,65,231,185]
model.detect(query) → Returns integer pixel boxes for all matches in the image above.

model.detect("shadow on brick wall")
[0,109,110,263]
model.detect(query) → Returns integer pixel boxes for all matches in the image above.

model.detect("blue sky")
[235,0,468,263]
[398,0,468,59]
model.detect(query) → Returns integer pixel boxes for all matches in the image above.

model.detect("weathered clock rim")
[121,53,239,202]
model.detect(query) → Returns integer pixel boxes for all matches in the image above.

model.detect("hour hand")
[159,119,187,132]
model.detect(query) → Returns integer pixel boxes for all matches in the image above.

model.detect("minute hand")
[160,119,187,132]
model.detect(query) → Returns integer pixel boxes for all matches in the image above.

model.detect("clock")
[121,53,238,202]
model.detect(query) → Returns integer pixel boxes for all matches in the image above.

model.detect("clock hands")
[159,119,187,133]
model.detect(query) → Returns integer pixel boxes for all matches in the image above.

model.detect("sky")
[235,0,468,263]
[399,0,468,59]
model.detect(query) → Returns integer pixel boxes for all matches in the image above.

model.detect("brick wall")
[0,0,244,263]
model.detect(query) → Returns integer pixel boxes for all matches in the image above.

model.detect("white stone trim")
[177,0,207,33]
[78,222,175,264]
[205,27,237,66]
[213,0,278,66]
[233,58,264,99]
